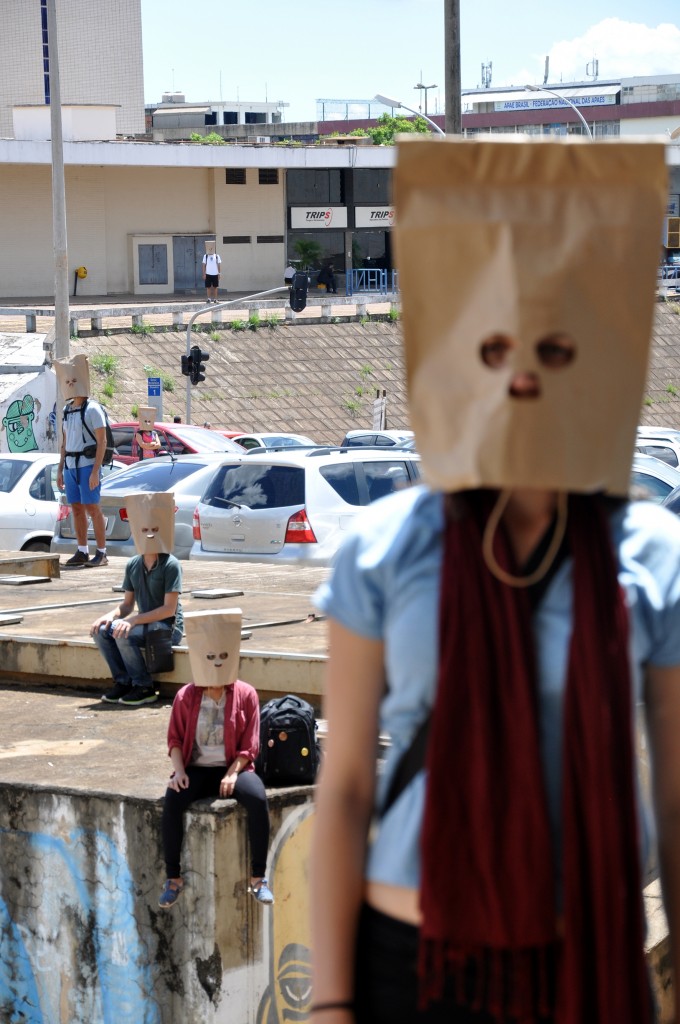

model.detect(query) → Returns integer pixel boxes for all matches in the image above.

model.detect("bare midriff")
[364,880,421,925]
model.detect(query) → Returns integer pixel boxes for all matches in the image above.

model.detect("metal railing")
[345,269,399,296]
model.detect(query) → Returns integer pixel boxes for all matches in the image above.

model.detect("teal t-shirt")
[123,553,183,635]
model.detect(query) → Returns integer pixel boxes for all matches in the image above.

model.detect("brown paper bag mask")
[393,138,667,496]
[138,406,157,431]
[54,354,90,400]
[125,491,175,555]
[184,609,242,688]
[204,240,216,256]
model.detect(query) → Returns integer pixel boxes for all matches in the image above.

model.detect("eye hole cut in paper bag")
[125,491,175,555]
[54,354,90,400]
[184,608,242,688]
[392,138,668,496]
[138,406,157,431]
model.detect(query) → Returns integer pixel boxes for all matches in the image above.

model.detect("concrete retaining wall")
[0,782,314,1023]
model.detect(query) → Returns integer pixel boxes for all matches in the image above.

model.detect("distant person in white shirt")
[202,249,222,304]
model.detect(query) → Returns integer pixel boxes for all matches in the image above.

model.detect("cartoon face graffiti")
[2,395,38,452]
[256,807,315,1024]
[183,609,242,688]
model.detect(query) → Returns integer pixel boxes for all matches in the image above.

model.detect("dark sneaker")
[101,682,132,704]
[85,551,108,568]
[249,879,274,905]
[64,550,89,567]
[120,686,158,706]
[159,879,184,909]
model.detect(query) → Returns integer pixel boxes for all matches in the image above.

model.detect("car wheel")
[23,540,51,553]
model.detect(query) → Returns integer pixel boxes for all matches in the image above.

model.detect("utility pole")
[444,0,462,134]
[46,0,69,360]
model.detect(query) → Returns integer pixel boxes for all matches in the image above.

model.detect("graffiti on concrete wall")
[0,825,160,1024]
[1,394,40,452]
[257,804,315,1023]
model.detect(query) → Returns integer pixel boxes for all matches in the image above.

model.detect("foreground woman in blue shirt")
[309,138,680,1024]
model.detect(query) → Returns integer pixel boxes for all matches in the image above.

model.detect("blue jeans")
[93,622,179,689]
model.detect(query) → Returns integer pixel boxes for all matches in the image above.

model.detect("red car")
[110,422,242,465]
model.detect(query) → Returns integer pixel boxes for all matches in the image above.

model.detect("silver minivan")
[190,448,421,566]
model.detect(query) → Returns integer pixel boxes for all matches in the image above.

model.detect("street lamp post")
[374,94,445,136]
[525,84,593,140]
[415,81,438,117]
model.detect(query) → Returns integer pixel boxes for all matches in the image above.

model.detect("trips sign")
[355,207,395,229]
[291,207,348,229]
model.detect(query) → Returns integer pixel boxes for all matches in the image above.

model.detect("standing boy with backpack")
[54,354,110,568]
[202,240,222,304]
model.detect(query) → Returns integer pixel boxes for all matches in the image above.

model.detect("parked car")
[191,448,421,566]
[51,454,225,560]
[110,422,242,465]
[232,432,317,451]
[635,427,680,469]
[0,452,125,552]
[340,429,414,448]
[630,453,680,502]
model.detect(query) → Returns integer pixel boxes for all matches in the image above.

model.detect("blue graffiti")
[0,827,160,1024]
[0,899,44,1023]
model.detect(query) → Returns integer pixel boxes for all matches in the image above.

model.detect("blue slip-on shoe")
[249,879,274,905]
[159,879,184,909]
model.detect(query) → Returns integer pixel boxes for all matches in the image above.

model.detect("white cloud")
[519,18,680,84]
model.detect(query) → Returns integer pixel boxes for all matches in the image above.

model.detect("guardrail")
[0,293,400,335]
[345,268,399,296]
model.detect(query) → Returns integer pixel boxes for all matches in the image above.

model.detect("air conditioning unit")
[253,136,270,144]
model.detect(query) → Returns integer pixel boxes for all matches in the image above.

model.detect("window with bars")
[259,169,279,185]
[225,169,247,185]
[222,236,251,244]
[257,235,284,243]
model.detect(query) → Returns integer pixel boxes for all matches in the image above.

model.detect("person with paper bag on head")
[159,609,273,910]
[90,492,183,707]
[311,139,680,1024]
[54,354,109,567]
[135,406,161,460]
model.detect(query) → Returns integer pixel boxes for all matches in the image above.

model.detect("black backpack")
[64,398,115,466]
[256,695,320,786]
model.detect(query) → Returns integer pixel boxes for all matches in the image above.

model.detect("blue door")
[172,235,215,293]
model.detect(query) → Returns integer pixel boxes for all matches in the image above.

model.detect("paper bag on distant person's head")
[138,406,157,431]
[393,138,668,496]
[204,240,216,256]
[125,491,175,555]
[54,354,90,400]
[184,609,242,688]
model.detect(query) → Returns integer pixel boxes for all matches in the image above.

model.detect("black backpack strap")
[380,715,430,819]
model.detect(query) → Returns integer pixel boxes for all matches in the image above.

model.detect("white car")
[190,448,421,566]
[635,428,680,469]
[630,452,680,502]
[0,452,124,552]
[232,432,317,450]
[340,429,414,448]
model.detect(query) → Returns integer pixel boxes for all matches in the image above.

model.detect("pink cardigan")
[167,680,260,771]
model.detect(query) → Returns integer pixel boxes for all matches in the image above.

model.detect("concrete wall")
[0,782,315,1023]
[213,168,285,291]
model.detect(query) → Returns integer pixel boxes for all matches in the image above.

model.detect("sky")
[141,0,680,121]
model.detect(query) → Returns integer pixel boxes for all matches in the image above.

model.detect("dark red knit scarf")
[419,492,650,1024]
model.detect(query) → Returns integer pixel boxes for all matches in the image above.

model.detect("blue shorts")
[64,464,101,505]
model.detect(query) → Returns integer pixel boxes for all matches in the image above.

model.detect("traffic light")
[189,344,209,385]
[181,353,193,377]
[289,271,308,312]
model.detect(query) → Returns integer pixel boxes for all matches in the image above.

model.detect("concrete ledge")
[0,552,60,578]
[0,635,326,702]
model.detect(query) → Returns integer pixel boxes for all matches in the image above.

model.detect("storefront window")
[286,230,345,272]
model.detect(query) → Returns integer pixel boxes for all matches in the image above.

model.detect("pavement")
[0,554,330,802]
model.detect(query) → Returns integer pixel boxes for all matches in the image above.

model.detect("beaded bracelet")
[309,1000,354,1014]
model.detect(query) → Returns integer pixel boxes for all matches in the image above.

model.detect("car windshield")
[101,460,209,492]
[171,426,240,452]
[0,459,31,492]
[202,464,305,509]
